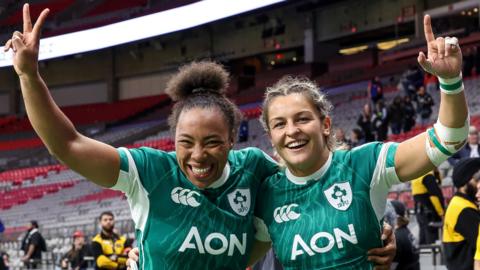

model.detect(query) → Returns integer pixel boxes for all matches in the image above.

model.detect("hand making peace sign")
[3,3,49,77]
[418,14,462,79]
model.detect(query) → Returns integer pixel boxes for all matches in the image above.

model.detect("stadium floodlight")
[0,0,285,68]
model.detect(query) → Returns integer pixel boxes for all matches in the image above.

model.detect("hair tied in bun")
[192,88,222,96]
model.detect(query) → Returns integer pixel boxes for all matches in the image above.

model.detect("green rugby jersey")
[254,142,401,269]
[112,147,277,270]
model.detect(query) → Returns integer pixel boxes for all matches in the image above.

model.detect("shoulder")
[229,147,267,161]
[126,147,176,162]
[92,234,102,243]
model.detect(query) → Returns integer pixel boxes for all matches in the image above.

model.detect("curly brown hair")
[166,61,243,140]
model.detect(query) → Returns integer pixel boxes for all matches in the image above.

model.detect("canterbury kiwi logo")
[171,187,201,207]
[273,204,300,223]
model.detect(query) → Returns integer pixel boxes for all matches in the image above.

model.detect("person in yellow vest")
[443,158,480,270]
[411,169,445,244]
[92,211,132,270]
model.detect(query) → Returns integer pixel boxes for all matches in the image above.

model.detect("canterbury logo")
[171,187,201,207]
[273,204,300,223]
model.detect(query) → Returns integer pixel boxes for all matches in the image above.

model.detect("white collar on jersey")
[285,151,332,185]
[205,162,231,189]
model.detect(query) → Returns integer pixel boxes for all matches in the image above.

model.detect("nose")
[191,144,207,161]
[285,121,300,137]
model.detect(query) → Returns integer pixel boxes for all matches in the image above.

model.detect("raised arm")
[4,4,119,187]
[395,15,469,181]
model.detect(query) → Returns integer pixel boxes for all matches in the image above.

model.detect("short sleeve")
[112,147,174,194]
[371,142,401,221]
[351,142,401,222]
[111,147,174,231]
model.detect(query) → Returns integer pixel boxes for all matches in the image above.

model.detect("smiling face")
[267,93,331,177]
[175,107,232,189]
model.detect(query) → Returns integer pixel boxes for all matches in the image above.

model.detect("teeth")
[192,167,210,174]
[286,140,307,148]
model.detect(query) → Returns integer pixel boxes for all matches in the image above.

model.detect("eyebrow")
[269,110,314,121]
[177,134,223,141]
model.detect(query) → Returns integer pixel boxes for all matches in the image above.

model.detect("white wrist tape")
[425,116,469,166]
[438,73,464,95]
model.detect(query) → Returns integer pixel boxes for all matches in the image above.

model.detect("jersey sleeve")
[351,142,401,222]
[111,147,174,231]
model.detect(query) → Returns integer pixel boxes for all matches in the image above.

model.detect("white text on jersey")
[179,226,247,256]
[291,224,358,260]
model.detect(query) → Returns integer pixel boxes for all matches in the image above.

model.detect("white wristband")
[438,73,464,95]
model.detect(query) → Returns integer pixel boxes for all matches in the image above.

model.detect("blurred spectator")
[443,158,480,270]
[0,251,6,270]
[61,231,91,270]
[367,76,383,106]
[349,128,365,148]
[414,86,434,127]
[399,65,424,98]
[412,171,445,245]
[1,252,8,270]
[0,219,3,234]
[357,104,374,142]
[335,128,351,149]
[20,220,46,269]
[449,126,480,165]
[92,212,131,270]
[402,95,416,132]
[387,200,420,270]
[372,100,389,141]
[424,73,438,93]
[388,96,404,135]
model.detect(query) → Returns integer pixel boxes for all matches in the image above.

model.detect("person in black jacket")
[414,86,434,127]
[388,200,420,270]
[388,96,404,135]
[402,95,416,133]
[357,103,374,142]
[61,231,91,270]
[20,220,46,269]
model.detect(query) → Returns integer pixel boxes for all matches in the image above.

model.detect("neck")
[102,230,113,237]
[288,147,330,177]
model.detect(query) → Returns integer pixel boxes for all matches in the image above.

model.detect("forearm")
[475,260,480,270]
[25,244,35,259]
[19,72,80,158]
[437,87,468,129]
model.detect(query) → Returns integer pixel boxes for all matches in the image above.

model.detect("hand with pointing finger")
[3,3,49,77]
[418,14,462,79]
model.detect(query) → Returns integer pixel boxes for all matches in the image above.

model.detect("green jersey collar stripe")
[428,128,453,156]
[439,80,463,91]
[118,148,129,172]
[386,143,398,168]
